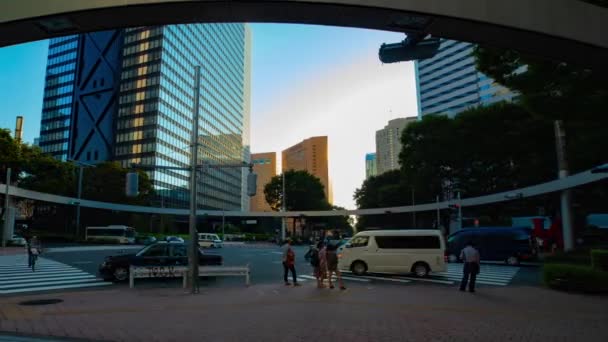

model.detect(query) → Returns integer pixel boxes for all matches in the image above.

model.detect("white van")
[198,233,223,248]
[339,229,447,277]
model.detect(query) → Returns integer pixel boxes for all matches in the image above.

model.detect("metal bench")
[129,264,250,288]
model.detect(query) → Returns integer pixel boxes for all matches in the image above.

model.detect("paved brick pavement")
[0,282,607,342]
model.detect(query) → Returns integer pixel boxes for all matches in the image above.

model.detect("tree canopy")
[264,169,330,212]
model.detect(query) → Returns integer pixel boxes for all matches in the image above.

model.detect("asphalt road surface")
[3,244,542,294]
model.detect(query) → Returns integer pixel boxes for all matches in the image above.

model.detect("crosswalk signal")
[125,172,139,197]
[448,204,460,219]
[247,172,257,197]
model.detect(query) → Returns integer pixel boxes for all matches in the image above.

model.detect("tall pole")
[281,172,286,241]
[221,208,225,239]
[554,120,574,251]
[436,195,440,229]
[457,192,462,231]
[188,66,201,293]
[2,168,11,247]
[76,166,83,240]
[411,189,416,228]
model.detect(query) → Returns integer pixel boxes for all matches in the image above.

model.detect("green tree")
[474,45,608,173]
[80,161,153,205]
[264,169,330,211]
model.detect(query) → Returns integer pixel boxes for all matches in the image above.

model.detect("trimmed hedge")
[543,250,592,265]
[544,263,608,294]
[591,249,608,272]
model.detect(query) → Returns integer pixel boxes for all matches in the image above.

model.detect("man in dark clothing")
[459,241,480,293]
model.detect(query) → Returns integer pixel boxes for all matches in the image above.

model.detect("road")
[0,243,542,295]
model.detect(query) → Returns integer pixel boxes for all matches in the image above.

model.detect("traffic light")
[448,204,460,219]
[125,172,139,197]
[247,172,257,197]
[379,37,440,63]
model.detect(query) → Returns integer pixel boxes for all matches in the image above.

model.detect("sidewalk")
[0,247,25,256]
[1,282,607,342]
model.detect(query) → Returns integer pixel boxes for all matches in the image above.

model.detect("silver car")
[9,235,27,246]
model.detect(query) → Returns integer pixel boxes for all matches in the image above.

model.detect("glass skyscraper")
[39,24,251,210]
[415,39,515,118]
[39,35,79,160]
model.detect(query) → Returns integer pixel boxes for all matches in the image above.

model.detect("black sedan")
[99,241,223,281]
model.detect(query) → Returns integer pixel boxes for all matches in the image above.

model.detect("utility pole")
[436,195,440,229]
[76,165,83,239]
[188,66,201,294]
[411,189,416,228]
[554,120,574,251]
[2,168,11,247]
[281,171,286,241]
[457,192,462,231]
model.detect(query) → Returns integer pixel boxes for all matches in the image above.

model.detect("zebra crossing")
[0,255,111,295]
[431,263,520,286]
[337,263,519,286]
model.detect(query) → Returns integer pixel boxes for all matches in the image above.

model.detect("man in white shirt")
[459,241,480,293]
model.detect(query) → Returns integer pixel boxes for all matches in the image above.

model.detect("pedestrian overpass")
[0,0,607,68]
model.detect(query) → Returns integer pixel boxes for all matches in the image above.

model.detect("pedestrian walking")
[459,241,480,293]
[308,242,323,288]
[28,236,42,272]
[318,242,328,288]
[281,239,300,286]
[326,243,346,290]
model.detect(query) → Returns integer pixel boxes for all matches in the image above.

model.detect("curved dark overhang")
[0,1,607,69]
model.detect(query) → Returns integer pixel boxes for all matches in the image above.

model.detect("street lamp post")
[2,168,11,248]
[188,66,201,294]
[281,171,286,241]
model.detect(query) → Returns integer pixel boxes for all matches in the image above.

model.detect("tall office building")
[365,153,377,179]
[39,24,251,210]
[415,39,515,118]
[249,152,277,212]
[375,117,416,175]
[282,136,332,204]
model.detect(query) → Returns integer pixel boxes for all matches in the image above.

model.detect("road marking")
[0,274,95,285]
[1,282,112,294]
[393,276,454,285]
[0,255,111,295]
[71,261,94,265]
[270,252,283,255]
[360,275,411,283]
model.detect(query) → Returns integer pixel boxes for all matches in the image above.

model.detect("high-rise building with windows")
[415,39,515,118]
[249,152,277,212]
[39,24,251,210]
[282,136,332,204]
[375,117,416,175]
[365,153,377,179]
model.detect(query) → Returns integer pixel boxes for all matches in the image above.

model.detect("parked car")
[8,235,27,247]
[135,235,157,245]
[339,229,447,277]
[98,242,223,281]
[198,233,223,248]
[446,227,536,265]
[164,236,185,243]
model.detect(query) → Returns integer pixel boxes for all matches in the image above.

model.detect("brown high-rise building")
[250,152,277,211]
[282,136,332,204]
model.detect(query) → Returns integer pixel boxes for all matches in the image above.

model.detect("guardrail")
[129,264,250,288]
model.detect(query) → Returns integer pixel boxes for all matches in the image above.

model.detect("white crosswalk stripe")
[0,255,111,295]
[340,263,519,286]
[431,263,520,286]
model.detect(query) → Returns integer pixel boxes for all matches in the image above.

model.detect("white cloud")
[251,54,418,209]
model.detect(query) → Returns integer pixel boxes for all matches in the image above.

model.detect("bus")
[85,225,136,244]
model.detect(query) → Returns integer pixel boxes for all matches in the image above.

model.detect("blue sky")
[0,24,417,209]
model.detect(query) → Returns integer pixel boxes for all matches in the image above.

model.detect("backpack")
[286,248,295,265]
[309,249,320,267]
